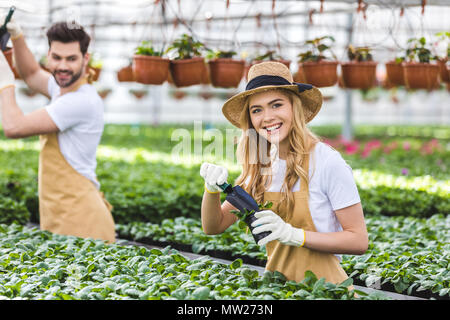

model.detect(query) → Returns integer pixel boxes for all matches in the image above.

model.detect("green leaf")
[191,286,210,300]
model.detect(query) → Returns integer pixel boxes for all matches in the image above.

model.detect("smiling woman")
[200,61,368,286]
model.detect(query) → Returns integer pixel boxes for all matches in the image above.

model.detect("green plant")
[253,50,285,62]
[347,45,373,62]
[298,36,337,62]
[231,201,273,230]
[134,40,163,57]
[0,223,387,300]
[405,37,436,63]
[165,34,205,60]
[206,49,237,59]
[88,52,103,68]
[434,31,450,59]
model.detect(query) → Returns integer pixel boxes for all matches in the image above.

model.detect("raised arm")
[6,17,51,98]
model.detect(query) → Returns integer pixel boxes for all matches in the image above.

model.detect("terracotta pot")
[208,58,245,88]
[385,61,405,86]
[299,60,338,87]
[3,47,21,79]
[201,62,210,85]
[403,62,440,90]
[169,57,205,87]
[437,58,449,83]
[340,61,378,89]
[86,66,101,82]
[130,90,148,99]
[117,65,134,82]
[3,47,14,69]
[133,55,170,85]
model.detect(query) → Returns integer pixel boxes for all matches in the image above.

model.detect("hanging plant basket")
[129,89,148,99]
[340,61,378,89]
[117,65,134,82]
[132,55,170,85]
[208,58,245,88]
[299,61,338,87]
[437,58,449,83]
[169,57,205,87]
[403,62,440,90]
[385,60,405,86]
[86,66,101,82]
[3,47,21,79]
[201,62,210,85]
[97,88,112,99]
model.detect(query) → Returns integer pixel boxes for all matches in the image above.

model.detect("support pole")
[342,12,354,141]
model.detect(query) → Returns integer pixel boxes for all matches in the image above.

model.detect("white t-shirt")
[45,77,104,189]
[267,142,361,234]
[245,141,361,234]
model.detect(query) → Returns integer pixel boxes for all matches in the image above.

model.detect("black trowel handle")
[217,182,233,194]
[2,6,15,29]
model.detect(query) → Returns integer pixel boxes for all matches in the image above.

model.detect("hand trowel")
[217,182,271,244]
[1,6,16,51]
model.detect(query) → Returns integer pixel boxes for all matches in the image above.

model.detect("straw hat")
[222,61,323,128]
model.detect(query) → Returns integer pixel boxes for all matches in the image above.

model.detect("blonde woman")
[200,61,368,284]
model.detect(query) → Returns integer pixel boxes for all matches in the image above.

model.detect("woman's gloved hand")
[251,210,305,247]
[200,162,228,193]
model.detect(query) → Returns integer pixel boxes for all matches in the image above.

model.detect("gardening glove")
[200,162,228,193]
[0,50,15,92]
[1,14,23,40]
[251,210,305,247]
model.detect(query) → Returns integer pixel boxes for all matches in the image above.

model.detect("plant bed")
[0,223,387,300]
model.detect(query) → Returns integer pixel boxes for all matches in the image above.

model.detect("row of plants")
[0,223,387,300]
[0,141,447,226]
[0,125,448,226]
[115,214,450,299]
[112,31,449,90]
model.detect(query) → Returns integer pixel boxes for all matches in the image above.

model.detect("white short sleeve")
[46,91,93,131]
[323,151,361,211]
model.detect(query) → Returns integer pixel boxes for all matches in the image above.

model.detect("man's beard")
[53,66,83,88]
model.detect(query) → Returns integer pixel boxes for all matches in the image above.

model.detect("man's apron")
[263,149,350,285]
[38,76,116,243]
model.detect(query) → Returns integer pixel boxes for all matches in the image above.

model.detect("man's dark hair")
[46,21,91,55]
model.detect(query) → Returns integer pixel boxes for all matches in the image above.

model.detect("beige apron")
[263,150,350,285]
[38,76,116,243]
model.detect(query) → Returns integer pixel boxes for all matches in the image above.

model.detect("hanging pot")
[437,58,449,83]
[133,55,170,85]
[208,58,245,88]
[201,62,210,85]
[3,47,21,79]
[299,60,338,87]
[403,62,440,90]
[86,66,101,82]
[385,61,405,86]
[117,65,134,82]
[169,57,205,87]
[340,61,378,89]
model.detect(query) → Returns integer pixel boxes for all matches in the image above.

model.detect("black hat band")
[246,75,314,93]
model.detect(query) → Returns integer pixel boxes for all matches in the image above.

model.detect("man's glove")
[0,50,15,92]
[200,162,228,193]
[251,210,305,247]
[1,14,23,40]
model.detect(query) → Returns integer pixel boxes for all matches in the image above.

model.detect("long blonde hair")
[234,88,320,220]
